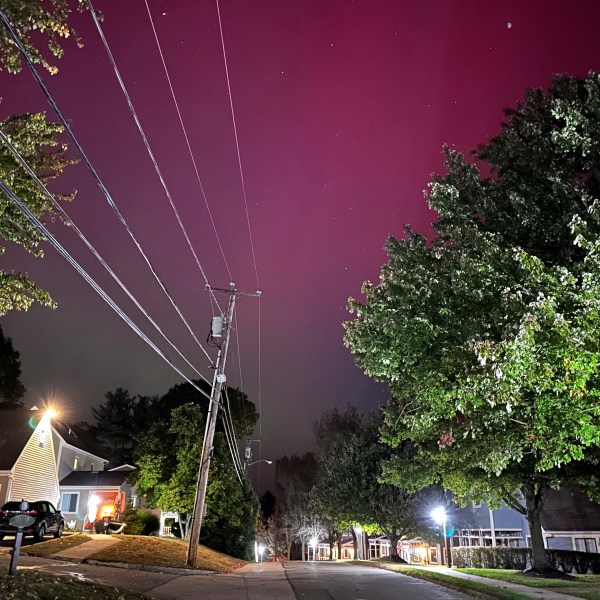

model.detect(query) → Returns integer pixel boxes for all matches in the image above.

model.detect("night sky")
[2,1,600,489]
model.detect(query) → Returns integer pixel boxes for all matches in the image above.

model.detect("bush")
[547,549,600,574]
[122,507,160,536]
[452,546,600,574]
[452,546,530,570]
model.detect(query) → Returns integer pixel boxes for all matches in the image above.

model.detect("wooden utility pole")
[186,283,260,567]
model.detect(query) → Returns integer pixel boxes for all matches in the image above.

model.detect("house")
[541,488,600,553]
[0,407,136,530]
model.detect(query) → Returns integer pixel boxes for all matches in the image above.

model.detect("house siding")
[11,416,60,505]
[0,474,9,504]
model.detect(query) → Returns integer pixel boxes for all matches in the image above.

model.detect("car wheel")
[34,523,46,542]
[53,523,64,539]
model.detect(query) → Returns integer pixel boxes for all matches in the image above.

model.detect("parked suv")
[0,500,64,542]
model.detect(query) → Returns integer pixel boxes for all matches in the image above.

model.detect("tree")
[0,325,24,408]
[0,1,86,75]
[312,406,432,561]
[0,113,77,315]
[274,453,319,560]
[134,388,260,559]
[0,3,82,315]
[345,74,600,573]
[91,388,154,465]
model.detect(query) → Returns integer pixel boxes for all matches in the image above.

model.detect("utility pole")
[186,282,261,567]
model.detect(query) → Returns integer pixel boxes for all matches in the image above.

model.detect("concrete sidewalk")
[50,533,122,561]
[405,565,581,599]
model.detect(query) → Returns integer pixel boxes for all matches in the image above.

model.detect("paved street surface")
[283,561,471,600]
[0,553,471,600]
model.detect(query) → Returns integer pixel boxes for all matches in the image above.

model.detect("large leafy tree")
[345,74,600,573]
[134,389,260,559]
[0,324,24,407]
[312,406,432,561]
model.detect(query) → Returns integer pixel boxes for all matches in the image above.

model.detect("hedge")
[451,546,600,574]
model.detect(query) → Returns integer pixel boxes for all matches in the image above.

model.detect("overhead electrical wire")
[215,0,264,484]
[0,8,214,366]
[86,0,223,315]
[0,128,212,387]
[0,175,215,404]
[143,0,233,283]
[215,0,259,288]
[221,387,245,480]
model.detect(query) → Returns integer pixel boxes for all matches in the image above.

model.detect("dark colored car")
[0,500,64,542]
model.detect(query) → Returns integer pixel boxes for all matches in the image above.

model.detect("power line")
[214,1,265,489]
[215,0,260,289]
[143,0,233,282]
[0,175,215,405]
[0,7,214,366]
[86,0,223,315]
[0,128,213,387]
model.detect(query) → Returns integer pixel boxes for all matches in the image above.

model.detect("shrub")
[452,546,600,574]
[452,546,530,570]
[122,507,160,536]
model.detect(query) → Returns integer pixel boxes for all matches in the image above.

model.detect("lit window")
[73,456,79,470]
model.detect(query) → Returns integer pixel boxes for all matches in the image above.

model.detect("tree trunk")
[523,481,550,573]
[350,527,358,559]
[389,527,399,560]
[328,526,334,560]
[301,539,306,561]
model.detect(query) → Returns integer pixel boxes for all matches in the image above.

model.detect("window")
[575,538,598,553]
[61,493,78,513]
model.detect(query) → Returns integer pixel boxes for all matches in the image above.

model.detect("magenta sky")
[2,0,600,487]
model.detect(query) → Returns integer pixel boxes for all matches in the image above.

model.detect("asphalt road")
[283,561,472,600]
[0,549,472,600]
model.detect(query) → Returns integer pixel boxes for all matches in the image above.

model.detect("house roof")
[541,488,600,531]
[0,409,108,471]
[0,409,41,470]
[59,470,132,488]
[52,419,107,461]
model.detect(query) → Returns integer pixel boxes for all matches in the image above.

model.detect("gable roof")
[59,470,132,487]
[541,488,600,531]
[0,409,43,470]
[51,419,107,461]
[0,409,108,470]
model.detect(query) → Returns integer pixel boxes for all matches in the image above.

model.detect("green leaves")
[345,73,600,514]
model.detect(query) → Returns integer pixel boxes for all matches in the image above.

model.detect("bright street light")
[431,506,452,567]
[248,460,273,466]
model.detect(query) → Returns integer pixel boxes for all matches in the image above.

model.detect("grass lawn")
[0,571,148,600]
[88,535,247,572]
[457,568,600,600]
[23,533,92,557]
[369,563,531,600]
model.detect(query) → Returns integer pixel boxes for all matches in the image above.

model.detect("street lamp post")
[247,460,273,467]
[432,507,452,567]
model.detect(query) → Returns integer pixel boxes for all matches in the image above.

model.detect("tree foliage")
[91,388,153,466]
[344,73,600,572]
[312,406,434,559]
[133,386,260,559]
[0,0,87,75]
[0,325,24,408]
[0,113,77,315]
